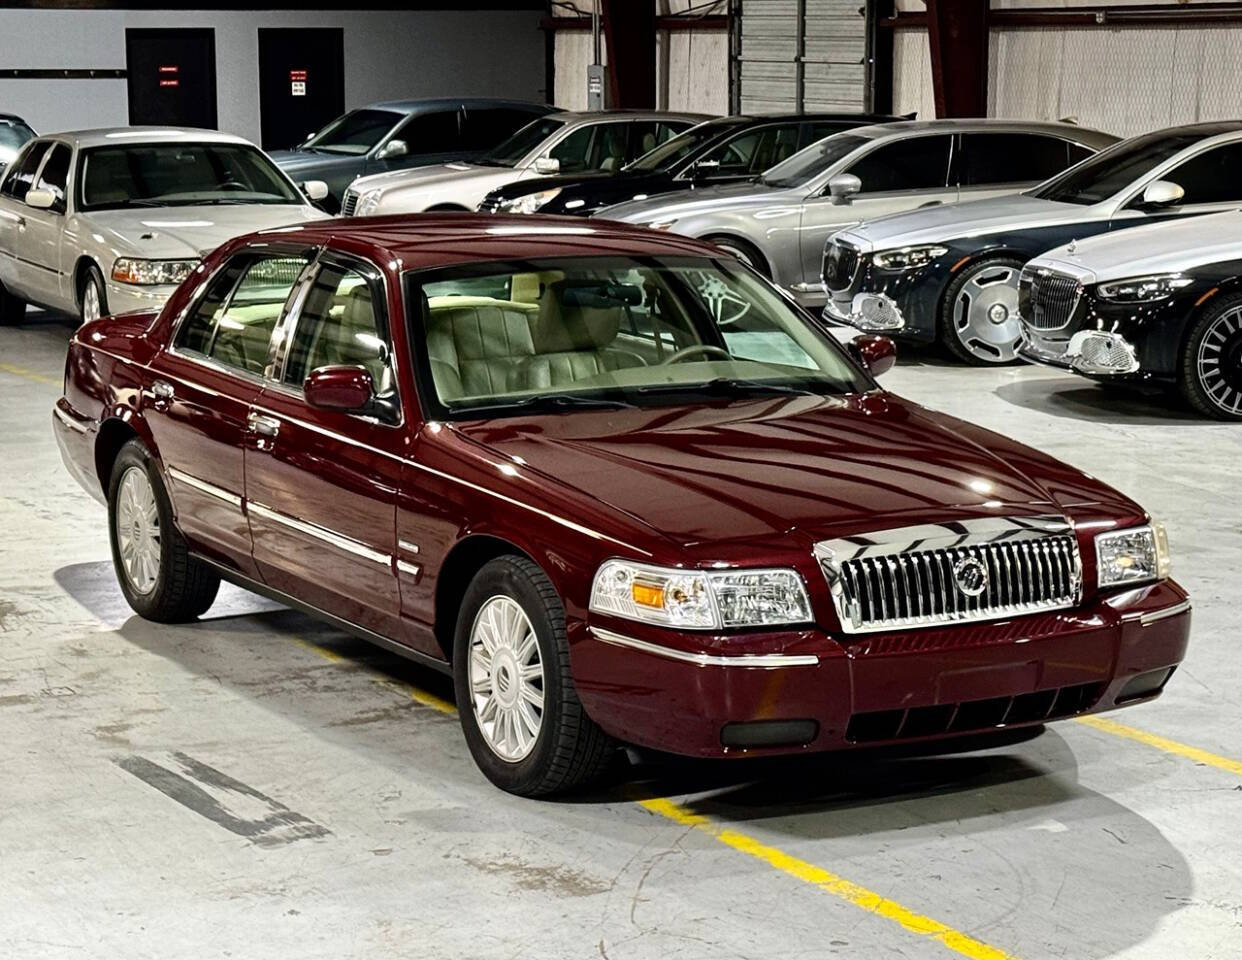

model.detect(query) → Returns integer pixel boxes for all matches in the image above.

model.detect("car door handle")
[151,380,174,401]
[248,413,280,438]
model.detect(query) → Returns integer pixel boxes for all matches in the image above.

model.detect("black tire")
[1179,292,1242,421]
[452,555,614,796]
[79,263,108,326]
[703,235,770,277]
[937,256,1025,365]
[0,276,26,326]
[107,439,220,622]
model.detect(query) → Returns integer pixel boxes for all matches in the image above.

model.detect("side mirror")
[534,156,560,175]
[300,180,329,202]
[827,174,861,205]
[1139,180,1184,209]
[376,139,408,161]
[304,365,375,412]
[25,189,55,210]
[850,334,897,378]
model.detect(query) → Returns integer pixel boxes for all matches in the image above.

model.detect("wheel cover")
[693,270,752,326]
[82,280,101,325]
[115,466,161,595]
[468,595,545,762]
[1197,306,1242,416]
[951,263,1022,363]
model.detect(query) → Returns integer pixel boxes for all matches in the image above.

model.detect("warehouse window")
[845,135,952,193]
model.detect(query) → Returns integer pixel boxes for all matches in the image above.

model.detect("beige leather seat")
[520,280,645,388]
[425,297,538,400]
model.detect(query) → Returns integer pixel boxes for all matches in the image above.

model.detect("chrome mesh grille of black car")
[341,191,358,217]
[1025,269,1082,331]
[822,241,859,293]
[814,517,1083,634]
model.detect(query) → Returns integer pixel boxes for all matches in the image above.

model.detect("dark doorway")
[258,28,345,151]
[126,29,218,129]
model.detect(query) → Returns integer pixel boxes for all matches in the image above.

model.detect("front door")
[257,28,345,151]
[17,141,71,309]
[126,28,218,129]
[245,253,403,637]
[0,140,50,300]
[147,247,314,576]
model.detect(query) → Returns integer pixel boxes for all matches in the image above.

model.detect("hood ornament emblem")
[953,556,989,598]
[1067,239,1078,255]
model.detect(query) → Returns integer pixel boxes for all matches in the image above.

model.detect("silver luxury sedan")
[596,119,1118,307]
[0,128,329,326]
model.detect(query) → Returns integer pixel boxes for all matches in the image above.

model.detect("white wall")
[0,8,547,143]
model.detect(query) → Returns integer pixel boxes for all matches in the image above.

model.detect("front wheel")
[939,256,1025,365]
[79,264,108,326]
[107,439,220,621]
[1180,293,1242,420]
[453,555,614,796]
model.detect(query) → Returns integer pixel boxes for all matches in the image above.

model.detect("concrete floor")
[2,310,1241,960]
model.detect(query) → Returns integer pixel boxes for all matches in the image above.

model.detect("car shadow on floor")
[994,378,1216,425]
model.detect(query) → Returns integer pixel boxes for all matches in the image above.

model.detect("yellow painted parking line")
[294,636,456,715]
[0,361,58,386]
[638,795,1020,960]
[1076,715,1242,777]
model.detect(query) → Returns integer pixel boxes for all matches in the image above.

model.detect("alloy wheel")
[1196,306,1242,417]
[115,466,161,595]
[951,263,1022,363]
[82,279,101,325]
[468,595,545,762]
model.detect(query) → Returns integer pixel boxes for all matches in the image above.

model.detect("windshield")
[79,143,302,210]
[302,109,403,155]
[0,118,34,165]
[484,117,566,166]
[625,117,750,172]
[407,254,871,419]
[758,133,870,189]
[1029,131,1205,205]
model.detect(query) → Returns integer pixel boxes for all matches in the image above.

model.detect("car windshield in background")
[0,119,34,164]
[302,108,403,155]
[1029,131,1204,205]
[407,254,870,419]
[79,143,302,210]
[482,117,566,167]
[758,133,870,189]
[624,117,750,172]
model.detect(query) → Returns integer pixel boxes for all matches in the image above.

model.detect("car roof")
[551,110,716,123]
[366,98,553,113]
[42,127,254,149]
[732,111,908,124]
[843,117,1118,148]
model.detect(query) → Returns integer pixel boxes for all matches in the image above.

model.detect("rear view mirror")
[304,365,375,412]
[1139,180,1184,209]
[534,157,560,175]
[25,189,55,210]
[827,174,861,205]
[300,180,329,202]
[850,334,897,378]
[376,139,408,161]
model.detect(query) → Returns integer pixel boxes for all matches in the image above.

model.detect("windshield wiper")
[634,377,822,400]
[452,393,636,415]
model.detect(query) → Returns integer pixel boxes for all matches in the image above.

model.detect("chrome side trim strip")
[1127,600,1192,627]
[167,467,242,508]
[588,626,819,668]
[52,405,89,433]
[248,502,391,566]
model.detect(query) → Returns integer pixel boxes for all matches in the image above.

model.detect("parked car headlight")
[355,189,384,217]
[871,245,948,270]
[1095,274,1193,302]
[111,258,200,286]
[495,188,562,215]
[1095,522,1170,588]
[590,560,812,629]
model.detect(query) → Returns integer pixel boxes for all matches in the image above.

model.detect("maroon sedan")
[53,215,1191,796]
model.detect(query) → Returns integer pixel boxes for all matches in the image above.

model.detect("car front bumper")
[572,579,1190,757]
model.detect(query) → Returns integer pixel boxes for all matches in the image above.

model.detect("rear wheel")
[79,264,108,326]
[1180,294,1242,420]
[939,256,1025,365]
[703,235,770,277]
[453,555,614,796]
[107,439,220,621]
[0,276,26,325]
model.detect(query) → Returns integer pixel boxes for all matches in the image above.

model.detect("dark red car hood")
[448,393,1141,557]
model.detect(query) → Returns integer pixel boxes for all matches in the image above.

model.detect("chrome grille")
[823,241,859,293]
[341,191,358,217]
[1025,268,1081,331]
[814,516,1082,634]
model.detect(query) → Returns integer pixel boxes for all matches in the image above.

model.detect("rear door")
[0,140,50,299]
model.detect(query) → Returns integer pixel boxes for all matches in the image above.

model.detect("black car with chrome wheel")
[1017,208,1242,420]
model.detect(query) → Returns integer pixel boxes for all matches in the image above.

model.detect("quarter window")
[957,133,1081,186]
[1158,143,1242,206]
[844,135,953,193]
[34,144,71,212]
[1,141,50,202]
[175,253,310,376]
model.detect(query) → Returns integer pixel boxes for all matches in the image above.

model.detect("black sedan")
[478,112,910,217]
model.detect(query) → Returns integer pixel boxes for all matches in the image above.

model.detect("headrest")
[510,270,565,305]
[538,280,633,352]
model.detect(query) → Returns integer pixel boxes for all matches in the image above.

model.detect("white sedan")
[0,128,329,325]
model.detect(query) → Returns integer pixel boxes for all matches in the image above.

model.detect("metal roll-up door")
[732,0,872,114]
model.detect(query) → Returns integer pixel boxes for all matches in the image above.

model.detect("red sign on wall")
[159,64,180,88]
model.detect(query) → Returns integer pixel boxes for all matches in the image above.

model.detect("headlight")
[111,258,200,286]
[354,189,384,217]
[590,560,812,630]
[1095,522,1171,588]
[496,188,562,215]
[872,245,948,270]
[1095,274,1193,302]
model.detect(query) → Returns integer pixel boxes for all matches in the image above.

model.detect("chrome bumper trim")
[1018,329,1140,376]
[52,405,89,434]
[1125,599,1192,627]
[167,466,242,508]
[248,501,391,566]
[822,292,905,332]
[588,626,820,668]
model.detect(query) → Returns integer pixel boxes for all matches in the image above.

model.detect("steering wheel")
[661,345,732,365]
[218,181,249,192]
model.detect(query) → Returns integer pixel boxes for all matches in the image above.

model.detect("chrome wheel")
[82,278,101,325]
[115,466,161,595]
[468,595,545,762]
[693,270,752,326]
[1196,306,1242,416]
[950,262,1022,363]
